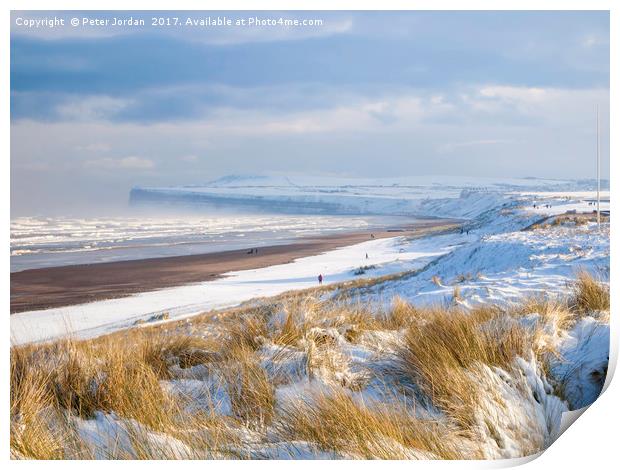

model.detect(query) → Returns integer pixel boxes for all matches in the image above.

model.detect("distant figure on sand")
[366,253,369,259]
[318,274,323,285]
[370,233,375,239]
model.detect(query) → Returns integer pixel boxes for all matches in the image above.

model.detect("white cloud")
[57,96,130,121]
[478,85,548,102]
[84,156,154,170]
[581,34,608,48]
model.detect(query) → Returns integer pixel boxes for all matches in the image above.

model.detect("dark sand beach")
[10,220,459,313]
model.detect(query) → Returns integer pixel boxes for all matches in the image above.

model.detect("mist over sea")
[10,213,410,272]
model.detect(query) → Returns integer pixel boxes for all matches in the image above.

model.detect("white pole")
[596,104,600,229]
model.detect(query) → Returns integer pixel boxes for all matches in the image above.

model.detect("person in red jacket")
[318,274,323,285]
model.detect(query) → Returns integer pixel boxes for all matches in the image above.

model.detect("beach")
[10,219,457,313]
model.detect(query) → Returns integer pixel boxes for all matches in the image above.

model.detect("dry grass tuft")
[10,347,70,459]
[515,296,574,331]
[398,307,529,429]
[376,298,453,331]
[94,355,178,430]
[276,388,468,459]
[223,314,269,351]
[10,332,241,459]
[570,270,610,315]
[452,286,462,303]
[221,345,275,429]
[272,298,314,346]
[137,333,219,377]
[377,296,417,330]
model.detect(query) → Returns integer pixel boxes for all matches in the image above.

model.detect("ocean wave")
[10,214,397,271]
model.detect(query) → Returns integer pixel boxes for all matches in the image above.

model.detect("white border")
[2,1,616,468]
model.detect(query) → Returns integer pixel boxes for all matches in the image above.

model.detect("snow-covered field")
[10,181,609,347]
[360,193,609,309]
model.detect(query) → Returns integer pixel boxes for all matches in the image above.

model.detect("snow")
[357,196,609,310]
[161,377,232,416]
[471,357,567,459]
[550,317,610,409]
[518,190,610,217]
[73,411,196,459]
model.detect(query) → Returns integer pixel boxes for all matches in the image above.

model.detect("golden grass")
[275,388,468,459]
[10,347,73,459]
[222,312,269,352]
[139,333,219,378]
[452,286,462,303]
[270,296,381,345]
[398,307,529,430]
[570,270,610,314]
[220,345,275,429]
[376,296,417,330]
[9,333,241,459]
[271,297,314,346]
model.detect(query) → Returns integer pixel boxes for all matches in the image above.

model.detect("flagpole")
[596,104,600,229]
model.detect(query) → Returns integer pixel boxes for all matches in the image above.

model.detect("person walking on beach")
[318,274,323,285]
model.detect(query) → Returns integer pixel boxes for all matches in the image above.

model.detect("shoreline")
[11,219,459,314]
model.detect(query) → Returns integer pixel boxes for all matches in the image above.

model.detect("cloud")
[56,96,130,121]
[581,34,608,48]
[84,156,155,170]
[15,85,608,140]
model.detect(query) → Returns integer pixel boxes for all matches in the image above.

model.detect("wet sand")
[10,220,458,313]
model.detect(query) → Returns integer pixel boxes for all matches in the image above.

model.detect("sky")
[10,10,610,216]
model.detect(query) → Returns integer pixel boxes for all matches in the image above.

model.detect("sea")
[10,214,410,272]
